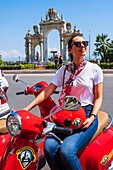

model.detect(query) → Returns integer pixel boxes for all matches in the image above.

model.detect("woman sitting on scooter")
[23,32,103,170]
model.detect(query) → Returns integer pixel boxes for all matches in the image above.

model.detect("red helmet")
[51,96,86,130]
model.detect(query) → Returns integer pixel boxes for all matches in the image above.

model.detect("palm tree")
[0,54,3,65]
[93,33,111,62]
[108,40,113,62]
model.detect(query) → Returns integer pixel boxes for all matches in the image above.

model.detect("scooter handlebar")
[42,122,73,136]
[54,126,73,135]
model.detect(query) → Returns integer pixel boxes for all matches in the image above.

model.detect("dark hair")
[68,33,83,49]
[68,33,83,61]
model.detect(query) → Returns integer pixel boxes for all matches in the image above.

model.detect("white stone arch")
[40,20,65,62]
[25,8,81,63]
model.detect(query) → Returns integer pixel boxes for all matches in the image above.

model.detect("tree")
[93,33,112,62]
[108,40,113,62]
[0,54,3,64]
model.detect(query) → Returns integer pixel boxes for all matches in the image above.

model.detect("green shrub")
[109,62,113,69]
[1,62,113,70]
[99,62,110,69]
[0,65,21,70]
[46,62,55,69]
[0,64,35,70]
[23,64,34,69]
[18,64,25,69]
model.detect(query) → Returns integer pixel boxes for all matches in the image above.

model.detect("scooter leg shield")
[79,128,113,170]
[0,133,10,161]
[0,136,42,170]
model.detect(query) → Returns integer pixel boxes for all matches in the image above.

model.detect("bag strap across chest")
[62,64,69,90]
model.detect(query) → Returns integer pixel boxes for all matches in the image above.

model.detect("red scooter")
[0,74,59,170]
[0,74,113,170]
[0,74,69,170]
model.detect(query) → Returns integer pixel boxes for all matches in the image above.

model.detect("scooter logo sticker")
[72,118,81,126]
[101,149,113,165]
[16,146,36,169]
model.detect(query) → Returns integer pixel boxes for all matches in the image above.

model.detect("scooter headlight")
[6,112,22,136]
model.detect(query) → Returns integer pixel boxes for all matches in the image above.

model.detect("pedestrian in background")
[58,55,63,69]
[54,55,58,69]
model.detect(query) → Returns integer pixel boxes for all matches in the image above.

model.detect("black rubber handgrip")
[53,91,60,94]
[16,91,25,95]
[54,127,73,135]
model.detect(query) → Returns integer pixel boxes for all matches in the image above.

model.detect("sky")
[0,0,113,61]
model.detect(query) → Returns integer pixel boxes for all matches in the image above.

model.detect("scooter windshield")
[44,96,81,120]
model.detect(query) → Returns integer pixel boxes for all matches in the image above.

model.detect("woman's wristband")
[90,114,96,119]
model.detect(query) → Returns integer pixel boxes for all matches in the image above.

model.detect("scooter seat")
[0,119,8,133]
[90,111,109,142]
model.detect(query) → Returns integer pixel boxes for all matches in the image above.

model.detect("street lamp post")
[19,56,20,63]
[89,30,91,61]
[50,51,58,59]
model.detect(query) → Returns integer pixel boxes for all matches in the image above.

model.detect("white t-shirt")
[51,62,103,106]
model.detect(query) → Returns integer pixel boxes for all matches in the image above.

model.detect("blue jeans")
[44,105,98,170]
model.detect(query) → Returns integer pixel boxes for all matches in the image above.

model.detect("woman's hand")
[21,83,57,112]
[82,116,95,129]
[22,107,28,111]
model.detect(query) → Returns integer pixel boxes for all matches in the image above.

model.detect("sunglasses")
[72,41,88,47]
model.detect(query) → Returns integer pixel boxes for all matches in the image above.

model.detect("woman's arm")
[83,82,103,128]
[24,83,57,111]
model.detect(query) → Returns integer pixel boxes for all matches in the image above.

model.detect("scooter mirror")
[13,74,20,82]
[13,74,29,87]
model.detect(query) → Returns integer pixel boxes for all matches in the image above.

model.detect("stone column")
[40,39,43,62]
[29,42,32,63]
[25,34,30,63]
[60,37,63,57]
[43,36,48,62]
[25,43,29,63]
[31,46,35,62]
[63,44,66,61]
[60,28,64,59]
